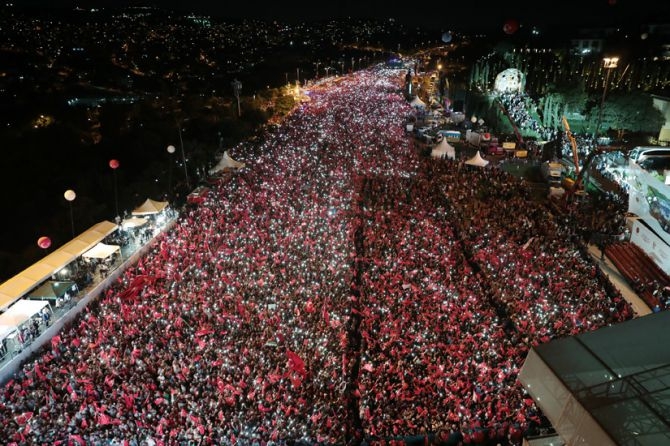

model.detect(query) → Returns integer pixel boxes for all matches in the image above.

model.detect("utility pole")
[231,78,242,117]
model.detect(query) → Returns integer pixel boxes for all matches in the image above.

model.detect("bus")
[629,146,670,163]
[439,130,462,142]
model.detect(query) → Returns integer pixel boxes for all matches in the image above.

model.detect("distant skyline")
[15,0,670,32]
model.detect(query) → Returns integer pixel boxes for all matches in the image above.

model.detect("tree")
[596,92,665,139]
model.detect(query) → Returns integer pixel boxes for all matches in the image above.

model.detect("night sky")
[17,0,670,31]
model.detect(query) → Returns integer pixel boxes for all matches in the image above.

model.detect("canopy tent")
[209,151,246,175]
[0,299,49,341]
[121,216,148,229]
[0,220,118,311]
[82,242,120,260]
[132,198,168,216]
[410,96,426,109]
[465,151,490,167]
[431,138,456,160]
[26,280,76,302]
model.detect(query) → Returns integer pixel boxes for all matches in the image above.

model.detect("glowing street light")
[595,56,619,138]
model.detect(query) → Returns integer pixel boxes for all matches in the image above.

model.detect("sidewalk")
[587,243,652,317]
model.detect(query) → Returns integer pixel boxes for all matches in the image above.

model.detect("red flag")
[286,350,306,377]
[70,435,85,446]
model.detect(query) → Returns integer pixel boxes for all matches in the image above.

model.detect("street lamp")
[595,56,619,138]
[231,78,242,117]
[173,119,191,190]
[64,189,76,238]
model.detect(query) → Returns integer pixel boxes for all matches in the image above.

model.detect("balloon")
[37,236,51,249]
[109,159,120,169]
[471,116,478,123]
[167,145,176,154]
[641,33,648,40]
[441,31,452,43]
[503,19,519,35]
[64,189,76,201]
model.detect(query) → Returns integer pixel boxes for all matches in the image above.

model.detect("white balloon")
[64,189,76,201]
[167,145,176,154]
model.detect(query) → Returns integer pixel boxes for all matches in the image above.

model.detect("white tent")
[410,96,426,109]
[0,299,49,341]
[465,151,490,167]
[209,151,246,175]
[132,199,168,216]
[121,216,148,229]
[431,138,456,160]
[82,243,120,260]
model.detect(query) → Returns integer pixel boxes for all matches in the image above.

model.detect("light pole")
[314,61,320,79]
[231,78,242,117]
[175,123,190,190]
[595,56,619,138]
[64,189,76,238]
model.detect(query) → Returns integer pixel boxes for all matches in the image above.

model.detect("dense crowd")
[0,66,633,446]
[496,92,552,141]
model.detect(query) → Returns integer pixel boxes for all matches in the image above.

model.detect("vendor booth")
[0,299,51,353]
[26,280,76,305]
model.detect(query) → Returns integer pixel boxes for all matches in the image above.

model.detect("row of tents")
[430,137,490,167]
[0,198,172,350]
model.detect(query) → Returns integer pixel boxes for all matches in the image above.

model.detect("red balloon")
[109,159,120,169]
[37,236,52,249]
[503,19,519,35]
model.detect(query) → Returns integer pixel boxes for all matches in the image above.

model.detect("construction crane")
[562,116,580,175]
